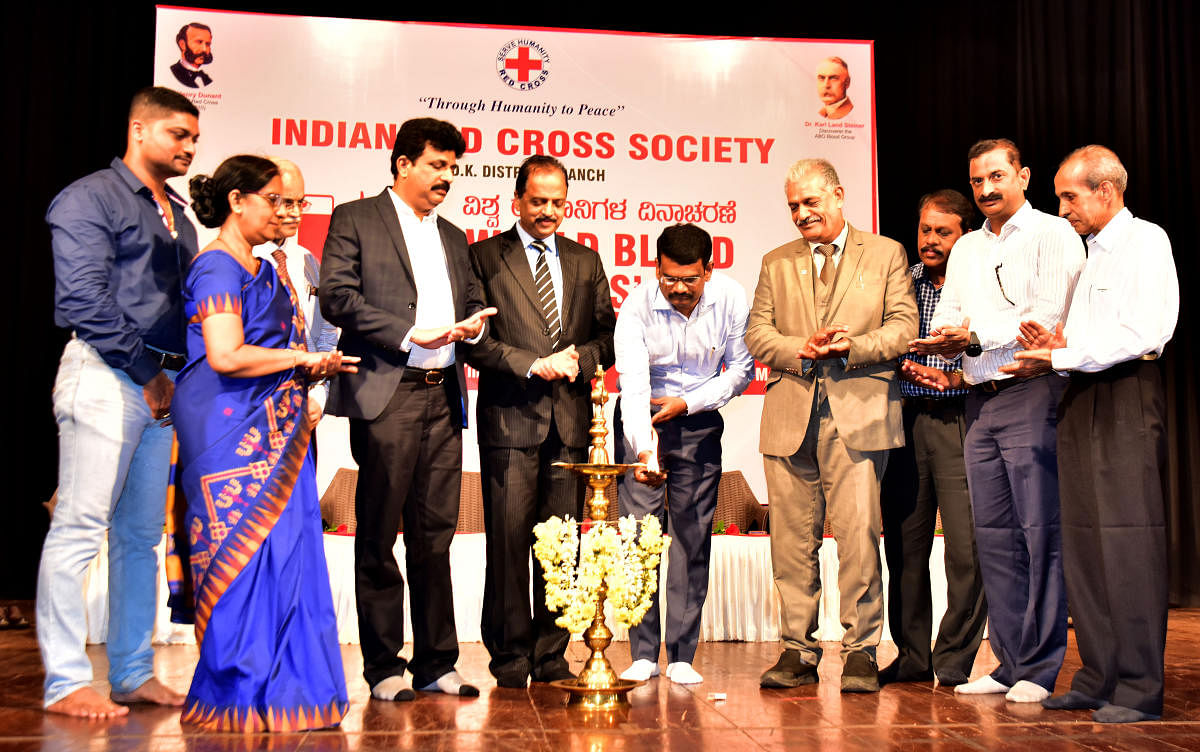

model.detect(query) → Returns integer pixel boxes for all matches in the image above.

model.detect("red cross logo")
[505,46,543,82]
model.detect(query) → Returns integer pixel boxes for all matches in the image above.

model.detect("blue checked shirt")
[900,263,968,398]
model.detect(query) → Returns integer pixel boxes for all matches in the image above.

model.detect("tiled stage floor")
[2,603,1199,750]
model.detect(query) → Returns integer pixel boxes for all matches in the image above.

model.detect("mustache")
[796,216,820,228]
[978,193,1002,203]
[432,182,451,192]
[920,245,945,254]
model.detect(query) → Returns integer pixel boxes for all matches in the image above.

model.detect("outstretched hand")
[410,307,499,350]
[910,317,970,357]
[899,360,963,392]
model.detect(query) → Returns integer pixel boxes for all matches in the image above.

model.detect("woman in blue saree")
[167,155,357,732]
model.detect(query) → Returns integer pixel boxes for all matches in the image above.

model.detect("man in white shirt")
[252,159,339,411]
[320,118,494,702]
[912,138,1083,703]
[1008,146,1177,723]
[613,223,754,686]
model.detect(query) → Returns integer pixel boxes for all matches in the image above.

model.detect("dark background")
[5,1,1198,602]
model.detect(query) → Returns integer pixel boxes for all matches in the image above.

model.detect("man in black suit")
[469,155,616,688]
[320,118,494,702]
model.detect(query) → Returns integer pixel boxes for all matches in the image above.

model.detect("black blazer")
[468,227,615,448]
[319,189,481,423]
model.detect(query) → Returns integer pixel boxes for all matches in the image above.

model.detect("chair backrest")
[713,470,767,532]
[318,468,359,534]
[458,471,485,533]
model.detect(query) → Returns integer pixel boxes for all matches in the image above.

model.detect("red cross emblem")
[505,46,543,82]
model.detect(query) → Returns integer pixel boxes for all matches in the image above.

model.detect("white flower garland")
[533,513,668,635]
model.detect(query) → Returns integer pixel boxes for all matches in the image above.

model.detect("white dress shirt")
[514,223,564,312]
[614,271,755,458]
[931,201,1084,384]
[253,239,341,408]
[387,189,456,369]
[811,221,849,278]
[1051,208,1178,373]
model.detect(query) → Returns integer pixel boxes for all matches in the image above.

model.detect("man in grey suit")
[468,155,616,688]
[320,118,494,702]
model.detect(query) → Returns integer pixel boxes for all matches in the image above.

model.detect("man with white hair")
[1009,145,1177,723]
[816,57,854,119]
[747,158,916,693]
[252,159,339,411]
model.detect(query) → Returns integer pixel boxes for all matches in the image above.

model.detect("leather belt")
[974,375,1037,394]
[401,366,452,386]
[148,348,186,371]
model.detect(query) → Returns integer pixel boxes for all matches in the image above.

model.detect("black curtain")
[5,1,1197,603]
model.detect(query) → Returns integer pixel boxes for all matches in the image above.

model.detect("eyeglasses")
[994,263,1015,306]
[248,193,312,212]
[660,275,703,287]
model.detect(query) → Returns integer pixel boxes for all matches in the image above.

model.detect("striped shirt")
[900,263,968,398]
[930,201,1084,385]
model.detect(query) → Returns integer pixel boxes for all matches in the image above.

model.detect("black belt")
[903,396,966,413]
[148,348,186,371]
[974,374,1041,394]
[401,366,453,386]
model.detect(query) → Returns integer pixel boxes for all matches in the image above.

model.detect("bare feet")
[110,677,185,707]
[45,687,129,719]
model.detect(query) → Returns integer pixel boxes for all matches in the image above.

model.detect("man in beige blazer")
[747,159,917,693]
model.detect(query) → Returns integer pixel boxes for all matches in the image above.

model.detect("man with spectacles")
[40,86,198,718]
[748,159,917,693]
[910,138,1083,703]
[253,159,339,411]
[612,223,754,685]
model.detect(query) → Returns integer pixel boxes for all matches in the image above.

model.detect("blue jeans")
[37,337,175,706]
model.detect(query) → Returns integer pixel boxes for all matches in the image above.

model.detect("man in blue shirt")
[879,190,987,687]
[40,86,199,718]
[614,223,754,685]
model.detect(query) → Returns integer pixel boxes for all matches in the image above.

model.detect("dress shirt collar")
[515,222,558,255]
[651,279,712,318]
[251,239,284,263]
[109,157,188,206]
[387,187,439,226]
[822,96,849,115]
[1087,207,1132,255]
[982,199,1033,239]
[811,220,850,258]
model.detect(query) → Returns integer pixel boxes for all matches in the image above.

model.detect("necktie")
[272,247,309,351]
[816,244,836,287]
[531,239,561,349]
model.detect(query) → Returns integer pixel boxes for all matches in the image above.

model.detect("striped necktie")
[531,239,561,349]
[272,247,309,351]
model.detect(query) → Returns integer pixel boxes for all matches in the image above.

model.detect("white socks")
[954,675,1010,695]
[419,670,480,697]
[371,675,415,702]
[620,659,660,682]
[953,675,1049,703]
[1005,680,1050,703]
[666,662,703,685]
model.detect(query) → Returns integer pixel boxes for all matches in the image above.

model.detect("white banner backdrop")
[155,7,878,504]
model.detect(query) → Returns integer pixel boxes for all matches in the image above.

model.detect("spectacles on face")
[280,197,312,212]
[660,275,702,287]
[248,192,285,209]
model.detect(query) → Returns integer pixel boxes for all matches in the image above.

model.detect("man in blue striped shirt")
[879,190,987,688]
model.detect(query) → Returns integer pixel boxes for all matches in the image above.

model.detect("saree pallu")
[166,250,348,732]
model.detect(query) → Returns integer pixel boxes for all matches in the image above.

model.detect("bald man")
[252,159,339,410]
[816,57,854,120]
[1007,146,1178,723]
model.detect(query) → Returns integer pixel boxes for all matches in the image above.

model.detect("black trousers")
[881,397,987,683]
[349,377,462,689]
[1058,359,1167,715]
[615,402,723,665]
[479,422,584,680]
